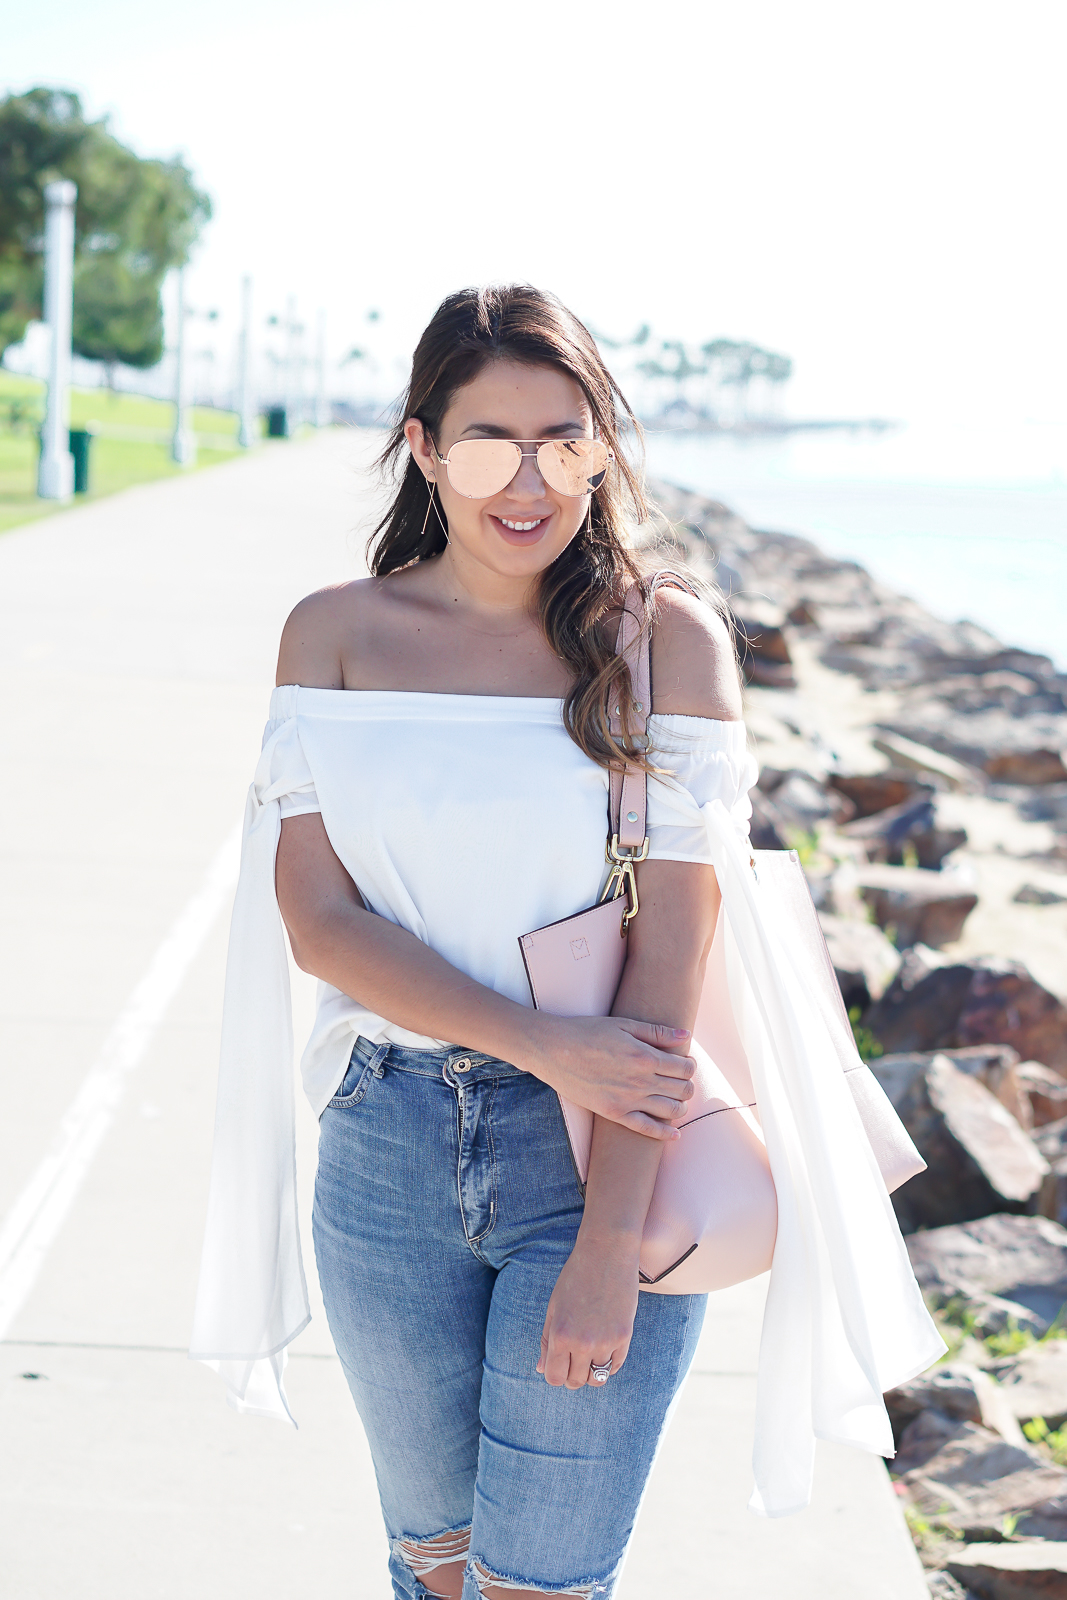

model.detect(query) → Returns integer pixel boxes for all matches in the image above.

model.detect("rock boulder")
[864,951,1067,1072]
[1018,1063,1067,1129]
[989,1342,1067,1431]
[1032,1119,1067,1229]
[873,1046,1029,1130]
[892,1056,1047,1232]
[748,786,787,851]
[895,1408,1039,1484]
[819,912,902,1010]
[948,1542,1067,1599]
[828,769,928,818]
[986,748,1067,785]
[732,608,796,689]
[856,864,978,948]
[957,964,1067,1075]
[1014,883,1067,906]
[872,732,982,792]
[841,792,969,870]
[881,699,1067,789]
[946,1046,1031,1130]
[864,946,980,1054]
[895,1413,1067,1541]
[1019,784,1067,826]
[907,1215,1067,1337]
[928,1575,979,1600]
[885,1363,1025,1448]
[757,769,854,829]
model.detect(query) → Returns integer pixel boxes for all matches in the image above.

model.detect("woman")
[282,284,743,1600]
[191,284,942,1598]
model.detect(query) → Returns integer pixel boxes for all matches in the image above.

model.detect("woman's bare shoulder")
[276,577,380,689]
[650,587,743,721]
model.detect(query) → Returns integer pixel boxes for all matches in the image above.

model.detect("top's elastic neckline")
[276,684,562,705]
[271,684,745,731]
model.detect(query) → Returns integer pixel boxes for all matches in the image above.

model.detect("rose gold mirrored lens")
[536,439,611,496]
[443,439,522,499]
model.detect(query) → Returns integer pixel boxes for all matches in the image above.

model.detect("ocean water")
[643,419,1067,669]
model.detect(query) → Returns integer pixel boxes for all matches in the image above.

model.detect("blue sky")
[4,0,1065,428]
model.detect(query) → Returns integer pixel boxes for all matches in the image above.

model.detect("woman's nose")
[509,448,547,498]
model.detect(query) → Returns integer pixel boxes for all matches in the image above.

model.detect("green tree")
[701,339,792,419]
[0,87,211,376]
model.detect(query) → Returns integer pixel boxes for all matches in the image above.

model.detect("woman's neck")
[422,545,540,633]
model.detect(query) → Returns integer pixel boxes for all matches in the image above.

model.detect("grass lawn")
[0,371,271,537]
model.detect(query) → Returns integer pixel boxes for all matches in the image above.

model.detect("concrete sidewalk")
[0,432,928,1597]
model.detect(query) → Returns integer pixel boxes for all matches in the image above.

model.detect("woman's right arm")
[275,813,694,1139]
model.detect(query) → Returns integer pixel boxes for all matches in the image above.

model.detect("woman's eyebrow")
[459,420,590,438]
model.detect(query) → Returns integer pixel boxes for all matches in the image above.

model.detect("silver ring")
[589,1359,612,1385]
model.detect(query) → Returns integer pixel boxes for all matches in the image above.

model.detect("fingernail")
[672,1028,690,1039]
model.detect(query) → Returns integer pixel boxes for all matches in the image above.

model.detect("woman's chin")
[448,519,579,578]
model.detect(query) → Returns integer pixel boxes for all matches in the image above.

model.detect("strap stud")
[626,810,639,823]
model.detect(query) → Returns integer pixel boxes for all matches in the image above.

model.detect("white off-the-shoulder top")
[266,687,756,1112]
[190,687,942,1519]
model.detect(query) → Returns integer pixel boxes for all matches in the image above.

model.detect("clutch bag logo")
[570,937,591,961]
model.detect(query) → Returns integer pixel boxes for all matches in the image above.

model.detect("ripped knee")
[471,1557,604,1599]
[394,1524,471,1598]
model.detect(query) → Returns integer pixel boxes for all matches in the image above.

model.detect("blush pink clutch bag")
[518,574,924,1295]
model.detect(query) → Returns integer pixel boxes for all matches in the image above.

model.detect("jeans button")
[453,1056,473,1073]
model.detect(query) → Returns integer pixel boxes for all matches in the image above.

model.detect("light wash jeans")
[313,1036,706,1600]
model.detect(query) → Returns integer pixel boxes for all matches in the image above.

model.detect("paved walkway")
[0,432,928,1598]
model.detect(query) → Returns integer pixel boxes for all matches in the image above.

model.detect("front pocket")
[327,1057,375,1109]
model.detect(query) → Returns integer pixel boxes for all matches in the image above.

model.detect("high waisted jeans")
[313,1035,706,1600]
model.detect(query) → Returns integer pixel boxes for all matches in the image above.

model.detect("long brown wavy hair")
[370,283,705,771]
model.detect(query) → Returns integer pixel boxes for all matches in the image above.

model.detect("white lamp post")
[238,274,255,448]
[283,294,299,434]
[171,267,196,467]
[37,179,77,501]
[315,308,329,427]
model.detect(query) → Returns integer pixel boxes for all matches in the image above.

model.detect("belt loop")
[369,1043,389,1078]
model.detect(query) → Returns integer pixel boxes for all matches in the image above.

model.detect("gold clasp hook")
[599,832,649,934]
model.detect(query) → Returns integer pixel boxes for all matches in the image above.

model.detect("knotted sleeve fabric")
[646,717,944,1516]
[645,714,756,864]
[189,696,319,1422]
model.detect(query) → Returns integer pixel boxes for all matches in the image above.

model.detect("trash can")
[69,428,92,494]
[266,406,289,439]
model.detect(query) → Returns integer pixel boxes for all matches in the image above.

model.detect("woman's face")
[404,360,596,584]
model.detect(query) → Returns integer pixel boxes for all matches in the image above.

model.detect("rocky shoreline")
[646,480,1067,1600]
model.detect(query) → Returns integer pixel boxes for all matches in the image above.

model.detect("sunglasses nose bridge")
[511,446,549,496]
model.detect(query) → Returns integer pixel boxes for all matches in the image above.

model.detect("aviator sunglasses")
[431,436,614,500]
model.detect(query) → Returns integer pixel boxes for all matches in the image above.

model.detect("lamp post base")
[38,450,75,501]
[171,431,197,468]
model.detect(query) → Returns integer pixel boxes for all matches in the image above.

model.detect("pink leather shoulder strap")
[608,570,699,850]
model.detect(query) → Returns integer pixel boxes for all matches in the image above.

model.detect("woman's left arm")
[537,859,721,1387]
[538,590,744,1389]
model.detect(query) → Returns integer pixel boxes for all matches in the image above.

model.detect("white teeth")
[500,517,544,531]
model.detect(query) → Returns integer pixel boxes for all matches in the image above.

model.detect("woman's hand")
[537,1232,640,1389]
[523,1014,696,1139]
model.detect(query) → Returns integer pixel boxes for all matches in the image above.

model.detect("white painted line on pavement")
[0,828,241,1339]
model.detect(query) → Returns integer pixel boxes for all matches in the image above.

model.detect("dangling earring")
[420,478,450,545]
